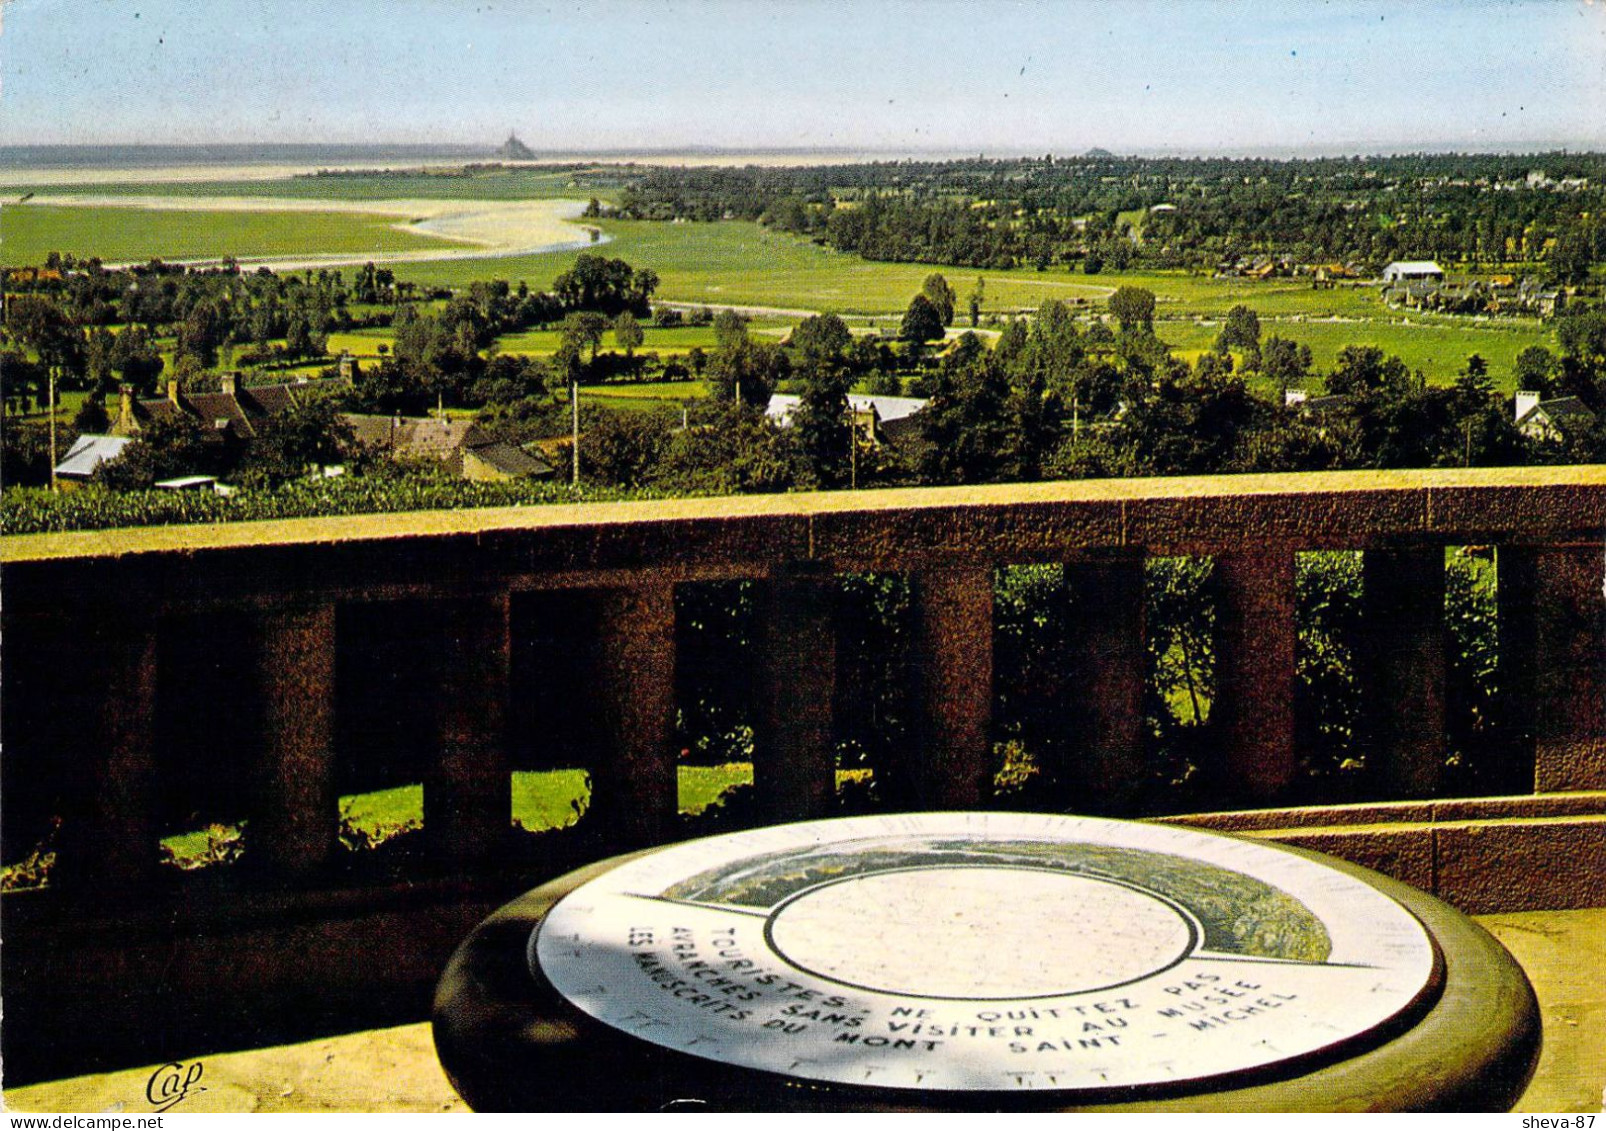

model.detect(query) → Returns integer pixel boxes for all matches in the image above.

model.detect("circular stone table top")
[434,813,1541,1112]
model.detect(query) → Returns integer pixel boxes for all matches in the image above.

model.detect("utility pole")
[571,377,580,486]
[47,368,58,492]
[849,407,858,490]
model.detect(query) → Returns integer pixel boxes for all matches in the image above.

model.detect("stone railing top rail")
[4,467,1603,575]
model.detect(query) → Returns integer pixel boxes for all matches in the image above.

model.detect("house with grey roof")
[52,434,134,484]
[341,414,554,481]
[1513,391,1597,443]
[1381,261,1445,285]
[765,393,929,445]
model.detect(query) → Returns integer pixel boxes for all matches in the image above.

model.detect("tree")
[84,326,118,396]
[900,294,945,345]
[96,414,210,489]
[1327,345,1414,399]
[792,363,854,488]
[922,273,957,326]
[1108,286,1156,332]
[1215,304,1261,354]
[237,398,355,488]
[1261,335,1313,395]
[73,394,110,434]
[561,311,610,367]
[916,336,1013,484]
[967,277,986,328]
[174,300,222,369]
[653,401,795,495]
[1557,305,1606,377]
[713,309,750,350]
[1512,345,1558,396]
[578,406,673,487]
[552,254,656,315]
[789,313,852,365]
[613,311,645,359]
[1548,224,1595,288]
[709,338,789,406]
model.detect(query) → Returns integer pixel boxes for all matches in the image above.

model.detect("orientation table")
[433,812,1540,1111]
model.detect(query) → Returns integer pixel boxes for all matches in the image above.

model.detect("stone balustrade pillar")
[1061,553,1147,813]
[55,616,161,892]
[908,563,994,809]
[1362,547,1447,798]
[1213,547,1297,803]
[251,601,339,878]
[1501,544,1606,791]
[590,581,679,849]
[427,594,513,863]
[753,569,839,824]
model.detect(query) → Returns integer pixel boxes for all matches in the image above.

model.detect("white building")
[1381,261,1445,285]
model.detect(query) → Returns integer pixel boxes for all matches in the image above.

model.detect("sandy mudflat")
[23,194,604,270]
[0,151,919,189]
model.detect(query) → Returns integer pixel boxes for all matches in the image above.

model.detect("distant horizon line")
[5,140,1605,165]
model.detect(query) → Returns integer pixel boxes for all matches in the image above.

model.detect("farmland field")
[1161,315,1550,391]
[498,321,787,356]
[0,202,468,265]
[4,165,625,203]
[4,195,1558,389]
[397,221,1557,386]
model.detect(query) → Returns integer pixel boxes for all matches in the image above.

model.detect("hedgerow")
[1,476,661,536]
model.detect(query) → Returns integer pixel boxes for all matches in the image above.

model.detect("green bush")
[2,476,659,536]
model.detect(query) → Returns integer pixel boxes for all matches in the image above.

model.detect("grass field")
[1161,315,1551,391]
[497,321,786,357]
[330,763,755,839]
[148,763,757,868]
[8,166,625,203]
[5,197,1559,389]
[0,203,467,265]
[325,330,396,357]
[579,379,711,414]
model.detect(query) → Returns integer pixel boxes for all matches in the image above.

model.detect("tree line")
[615,152,1606,278]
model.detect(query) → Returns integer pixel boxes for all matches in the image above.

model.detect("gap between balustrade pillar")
[1502,544,1606,791]
[909,562,993,809]
[251,601,339,878]
[1361,546,1447,799]
[1061,553,1147,814]
[55,616,161,892]
[753,569,838,824]
[427,593,513,863]
[1213,547,1297,804]
[590,581,679,849]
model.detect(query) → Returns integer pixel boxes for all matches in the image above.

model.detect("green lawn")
[399,220,1116,313]
[497,322,781,356]
[1,203,469,265]
[10,166,624,203]
[148,762,754,869]
[1161,316,1552,391]
[5,198,1558,390]
[325,330,395,357]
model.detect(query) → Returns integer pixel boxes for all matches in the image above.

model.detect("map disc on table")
[533,812,1441,1097]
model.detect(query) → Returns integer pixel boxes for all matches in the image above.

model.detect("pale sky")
[3,0,1604,155]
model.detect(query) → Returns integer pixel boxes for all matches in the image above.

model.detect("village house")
[51,434,133,487]
[1513,390,1598,443]
[1381,260,1445,285]
[111,372,316,450]
[341,414,555,481]
[765,392,929,446]
[69,371,551,485]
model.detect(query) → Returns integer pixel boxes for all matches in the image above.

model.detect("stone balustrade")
[2,466,1603,1082]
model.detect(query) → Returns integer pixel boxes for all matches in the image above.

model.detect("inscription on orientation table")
[534,813,1437,1094]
